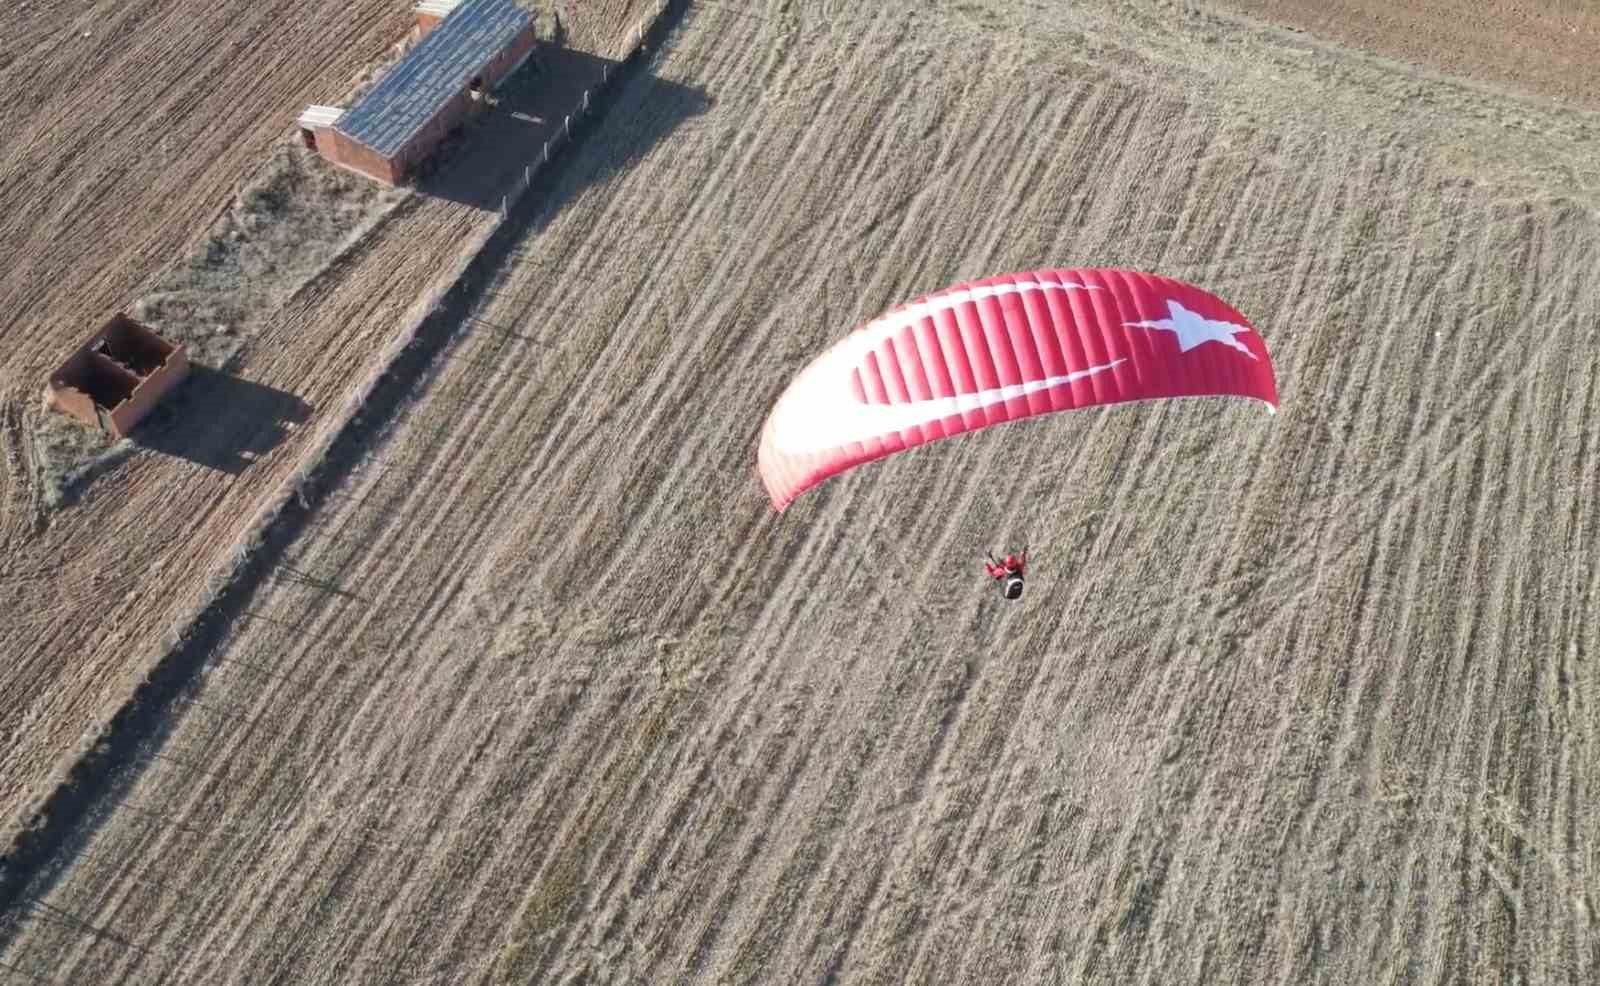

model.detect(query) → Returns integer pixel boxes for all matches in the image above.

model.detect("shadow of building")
[416,44,710,211]
[133,366,312,475]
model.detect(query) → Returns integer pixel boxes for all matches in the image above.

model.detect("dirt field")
[3,0,1600,983]
[0,0,400,822]
[1219,0,1600,110]
[0,0,652,847]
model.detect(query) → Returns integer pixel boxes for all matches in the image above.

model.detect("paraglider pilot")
[985,549,1027,600]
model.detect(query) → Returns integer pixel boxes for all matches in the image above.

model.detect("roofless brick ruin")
[298,0,540,184]
[45,315,189,438]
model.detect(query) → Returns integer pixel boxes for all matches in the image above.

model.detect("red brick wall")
[107,347,189,439]
[390,87,475,179]
[485,24,539,89]
[44,352,109,429]
[318,127,403,185]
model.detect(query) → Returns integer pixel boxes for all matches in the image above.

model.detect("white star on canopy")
[1124,299,1257,360]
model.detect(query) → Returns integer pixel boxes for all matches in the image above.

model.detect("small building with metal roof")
[299,0,539,184]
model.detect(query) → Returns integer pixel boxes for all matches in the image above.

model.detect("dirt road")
[3,0,1599,983]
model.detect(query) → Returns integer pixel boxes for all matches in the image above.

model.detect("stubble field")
[3,0,1600,983]
[0,0,652,854]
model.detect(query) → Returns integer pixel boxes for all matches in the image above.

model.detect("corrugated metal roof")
[336,0,532,159]
[298,105,345,128]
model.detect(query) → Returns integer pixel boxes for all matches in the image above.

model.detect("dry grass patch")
[131,143,407,372]
[28,143,407,510]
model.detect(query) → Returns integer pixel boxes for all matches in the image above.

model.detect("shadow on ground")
[416,42,710,211]
[134,366,312,475]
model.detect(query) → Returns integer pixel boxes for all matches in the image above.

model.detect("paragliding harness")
[986,548,1028,600]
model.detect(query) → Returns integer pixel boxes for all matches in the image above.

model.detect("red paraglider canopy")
[757,268,1278,511]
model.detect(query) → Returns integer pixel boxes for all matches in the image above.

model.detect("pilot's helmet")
[1003,575,1024,600]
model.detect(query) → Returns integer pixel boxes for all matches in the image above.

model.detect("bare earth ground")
[0,0,653,841]
[4,0,1600,983]
[0,0,403,823]
[1218,0,1600,110]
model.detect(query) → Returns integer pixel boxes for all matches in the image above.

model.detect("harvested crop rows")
[4,0,1600,984]
[0,0,406,828]
[0,0,652,849]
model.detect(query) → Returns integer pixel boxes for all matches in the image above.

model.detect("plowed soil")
[3,0,1600,984]
[0,0,653,843]
[1220,0,1600,110]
